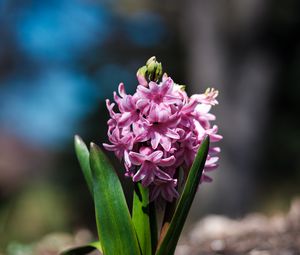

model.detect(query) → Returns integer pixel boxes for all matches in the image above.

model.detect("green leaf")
[132,183,152,255]
[74,135,93,196]
[90,143,141,255]
[149,202,158,254]
[60,241,102,255]
[155,136,210,255]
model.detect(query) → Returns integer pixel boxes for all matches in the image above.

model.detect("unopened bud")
[146,56,163,82]
[136,56,163,84]
[179,85,186,91]
[146,56,157,67]
[136,66,148,86]
[137,66,147,78]
[154,62,163,81]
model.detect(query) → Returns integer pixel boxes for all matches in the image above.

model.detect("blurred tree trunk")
[181,0,276,216]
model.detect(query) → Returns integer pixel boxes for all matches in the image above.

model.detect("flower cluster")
[103,60,222,202]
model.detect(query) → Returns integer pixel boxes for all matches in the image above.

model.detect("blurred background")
[0,0,299,252]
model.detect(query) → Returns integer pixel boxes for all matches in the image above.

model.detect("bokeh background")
[0,0,299,251]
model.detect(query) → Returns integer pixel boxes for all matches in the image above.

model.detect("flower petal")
[147,150,163,163]
[160,136,172,152]
[129,152,145,165]
[155,168,172,181]
[118,112,133,127]
[118,82,126,97]
[165,128,180,139]
[151,132,161,149]
[159,156,176,167]
[133,164,148,182]
[102,143,116,151]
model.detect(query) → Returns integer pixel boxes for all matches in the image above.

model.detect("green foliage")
[132,183,152,255]
[61,241,102,255]
[74,135,93,196]
[155,136,209,255]
[62,135,209,255]
[89,143,140,255]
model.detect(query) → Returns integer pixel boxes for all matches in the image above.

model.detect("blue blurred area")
[125,11,165,47]
[14,0,111,62]
[95,64,137,94]
[0,0,167,148]
[0,69,99,147]
[0,0,169,245]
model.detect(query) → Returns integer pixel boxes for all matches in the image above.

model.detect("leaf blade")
[149,202,158,254]
[132,183,152,255]
[90,143,141,255]
[60,241,102,255]
[155,136,210,255]
[74,135,93,196]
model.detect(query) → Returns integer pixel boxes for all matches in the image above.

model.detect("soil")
[176,198,300,255]
[3,199,300,255]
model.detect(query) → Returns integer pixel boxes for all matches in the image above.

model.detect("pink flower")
[103,128,133,168]
[113,83,145,127]
[142,104,180,151]
[137,78,181,105]
[150,178,179,202]
[103,69,222,202]
[191,88,219,105]
[129,147,175,186]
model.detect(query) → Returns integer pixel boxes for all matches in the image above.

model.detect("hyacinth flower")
[62,57,222,255]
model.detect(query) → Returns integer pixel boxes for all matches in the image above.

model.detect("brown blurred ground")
[3,198,300,255]
[176,198,300,255]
